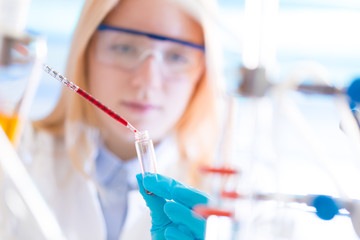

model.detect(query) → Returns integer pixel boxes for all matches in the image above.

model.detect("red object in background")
[200,166,239,175]
[194,205,234,219]
[221,190,243,199]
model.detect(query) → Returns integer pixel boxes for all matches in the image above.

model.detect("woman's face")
[87,0,205,145]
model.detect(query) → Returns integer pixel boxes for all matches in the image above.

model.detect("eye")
[110,44,137,55]
[166,52,189,64]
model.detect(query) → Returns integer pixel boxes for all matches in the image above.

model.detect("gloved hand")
[136,173,209,240]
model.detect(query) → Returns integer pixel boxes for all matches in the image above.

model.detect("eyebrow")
[98,24,205,51]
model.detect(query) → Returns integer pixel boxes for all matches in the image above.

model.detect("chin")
[109,126,136,142]
[122,130,137,141]
[128,120,170,139]
[130,121,151,132]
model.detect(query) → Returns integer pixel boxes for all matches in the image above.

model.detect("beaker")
[0,32,46,145]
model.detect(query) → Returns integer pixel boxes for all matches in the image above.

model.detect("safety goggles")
[94,24,205,75]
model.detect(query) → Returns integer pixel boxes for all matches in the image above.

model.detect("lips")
[122,101,160,113]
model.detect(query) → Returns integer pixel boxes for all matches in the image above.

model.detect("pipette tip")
[127,123,138,133]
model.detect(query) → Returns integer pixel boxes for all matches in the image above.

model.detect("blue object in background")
[347,78,360,107]
[312,195,340,221]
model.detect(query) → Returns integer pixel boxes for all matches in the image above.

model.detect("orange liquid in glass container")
[0,112,22,145]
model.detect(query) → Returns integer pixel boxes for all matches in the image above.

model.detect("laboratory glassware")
[0,33,46,145]
[42,64,138,133]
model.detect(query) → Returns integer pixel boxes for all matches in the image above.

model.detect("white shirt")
[95,143,140,240]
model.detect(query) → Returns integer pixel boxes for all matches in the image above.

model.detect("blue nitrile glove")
[136,173,209,240]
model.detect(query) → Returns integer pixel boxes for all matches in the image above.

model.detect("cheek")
[87,65,135,140]
[169,70,203,108]
[161,71,203,123]
[161,80,198,124]
[89,66,113,101]
[87,59,129,124]
[87,45,130,102]
[167,84,194,108]
[88,63,128,106]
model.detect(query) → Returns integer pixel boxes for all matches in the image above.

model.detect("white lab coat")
[0,124,191,240]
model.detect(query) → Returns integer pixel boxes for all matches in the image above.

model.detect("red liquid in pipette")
[42,64,137,133]
[76,89,127,127]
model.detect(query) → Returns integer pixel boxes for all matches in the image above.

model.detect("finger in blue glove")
[143,173,209,208]
[141,173,209,240]
[165,226,194,240]
[164,201,206,239]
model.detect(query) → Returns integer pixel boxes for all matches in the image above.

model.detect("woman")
[10,0,224,239]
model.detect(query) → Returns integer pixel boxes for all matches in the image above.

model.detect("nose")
[130,53,162,89]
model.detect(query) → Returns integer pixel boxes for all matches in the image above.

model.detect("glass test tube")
[135,130,158,175]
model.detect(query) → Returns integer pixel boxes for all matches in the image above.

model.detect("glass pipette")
[42,64,158,189]
[42,64,138,133]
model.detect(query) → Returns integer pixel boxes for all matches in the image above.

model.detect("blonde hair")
[34,0,222,185]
